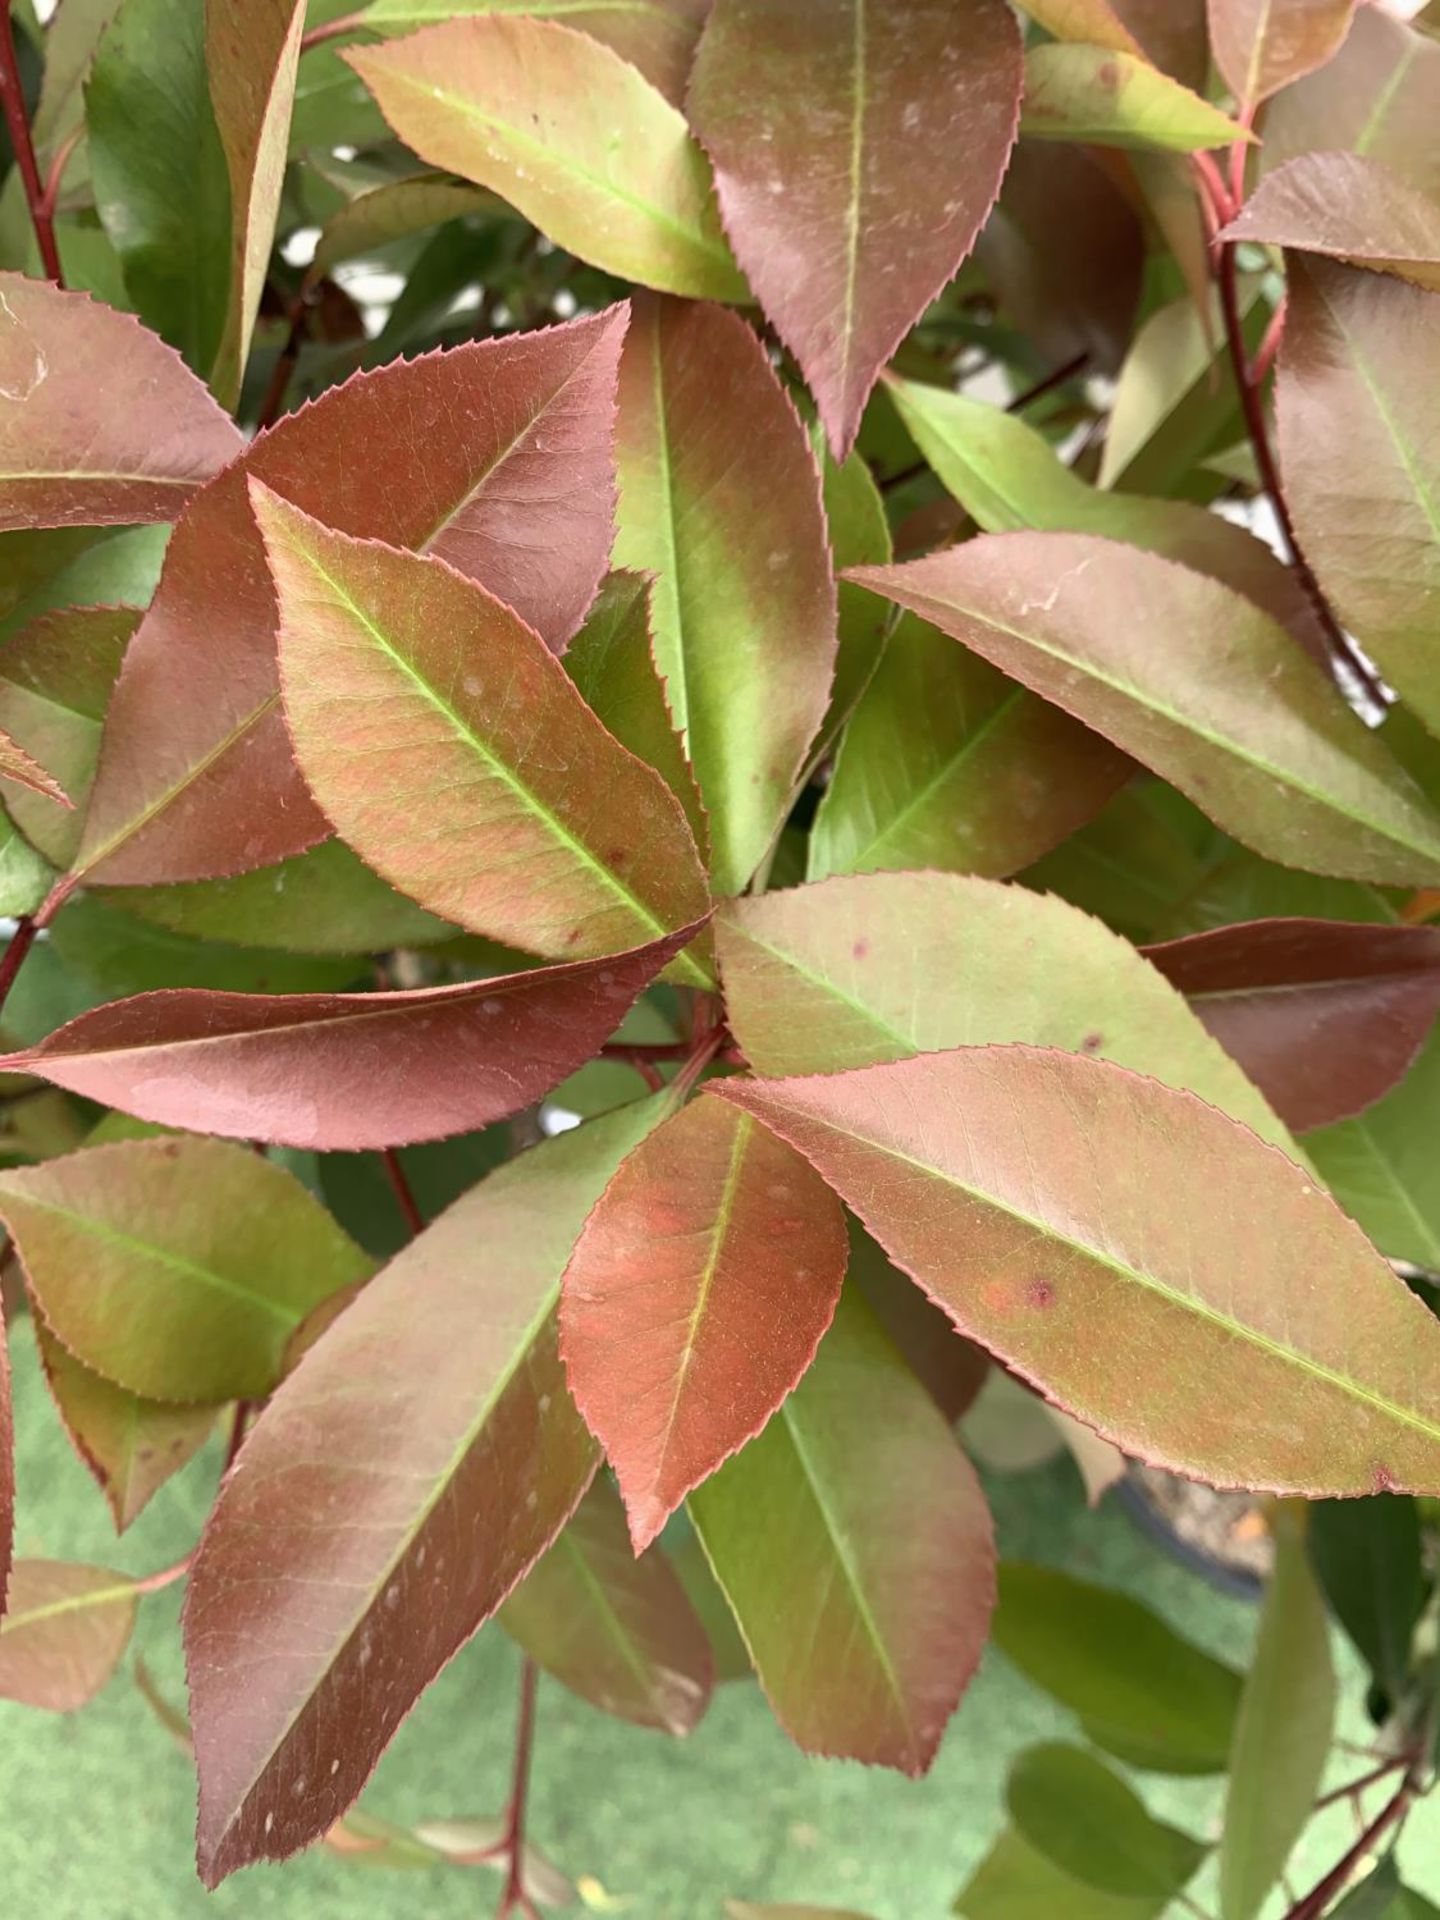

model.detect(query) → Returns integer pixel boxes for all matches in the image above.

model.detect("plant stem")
[0,0,62,284]
[222,1402,252,1473]
[496,1658,541,1919]
[298,10,363,53]
[1283,1775,1417,1920]
[254,289,313,433]
[1314,1755,1407,1811]
[380,1148,425,1238]
[0,877,74,1027]
[133,1553,194,1595]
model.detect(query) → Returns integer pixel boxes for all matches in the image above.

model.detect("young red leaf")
[1142,919,1440,1131]
[0,922,701,1149]
[1223,153,1440,292]
[716,1047,1440,1496]
[205,0,306,409]
[850,533,1440,886]
[0,1561,137,1710]
[501,1475,714,1735]
[253,486,712,973]
[716,871,1291,1149]
[614,298,837,896]
[1279,258,1440,745]
[0,273,242,531]
[561,1095,849,1550]
[0,1326,11,1619]
[347,17,746,300]
[35,1322,217,1532]
[1208,0,1357,109]
[184,1097,666,1887]
[0,725,71,808]
[0,1138,373,1403]
[688,0,1022,459]
[74,307,626,888]
[689,1287,996,1775]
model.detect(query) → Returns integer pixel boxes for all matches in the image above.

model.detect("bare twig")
[0,0,62,282]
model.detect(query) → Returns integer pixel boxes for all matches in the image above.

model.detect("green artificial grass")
[2,1314,1437,1919]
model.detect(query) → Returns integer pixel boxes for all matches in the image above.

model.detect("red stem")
[380,1148,425,1238]
[0,877,73,1026]
[1313,1755,1407,1812]
[133,1553,194,1595]
[1283,1775,1416,1919]
[0,1,62,284]
[497,1659,541,1919]
[298,10,364,53]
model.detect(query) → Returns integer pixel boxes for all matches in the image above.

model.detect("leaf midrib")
[0,1580,137,1635]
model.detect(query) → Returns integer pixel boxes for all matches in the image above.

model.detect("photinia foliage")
[2,0,1440,1914]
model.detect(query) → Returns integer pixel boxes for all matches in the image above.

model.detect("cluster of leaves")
[3,0,1440,1913]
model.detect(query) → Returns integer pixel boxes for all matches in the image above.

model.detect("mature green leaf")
[1020,43,1247,151]
[728,1907,876,1920]
[348,16,746,300]
[1309,1496,1423,1706]
[34,0,124,150]
[1281,258,1440,743]
[954,1827,1170,1920]
[0,605,137,868]
[1306,1024,1440,1267]
[309,173,491,280]
[86,0,233,377]
[1332,1860,1440,1918]
[1227,154,1440,292]
[0,817,52,918]
[1220,1506,1336,1920]
[563,571,708,859]
[0,274,241,530]
[817,434,892,740]
[254,486,711,972]
[718,1046,1440,1495]
[1158,851,1401,941]
[204,0,305,406]
[501,1475,714,1734]
[1209,0,1358,109]
[690,1288,995,1775]
[716,871,1292,1148]
[1099,288,1257,494]
[185,1097,665,1885]
[35,1320,217,1532]
[353,0,711,105]
[1018,0,1209,88]
[74,306,628,887]
[44,892,359,999]
[101,838,456,955]
[689,0,1022,457]
[1007,1743,1206,1897]
[562,1093,848,1549]
[0,1559,137,1709]
[3,923,698,1148]
[0,1136,373,1402]
[614,297,836,897]
[0,526,167,643]
[808,611,1131,884]
[1020,783,1222,943]
[990,1564,1242,1773]
[850,533,1440,886]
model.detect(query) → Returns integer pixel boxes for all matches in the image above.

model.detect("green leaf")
[808,610,1132,883]
[46,892,360,998]
[716,871,1292,1149]
[317,1128,511,1262]
[0,1136,373,1402]
[614,297,837,897]
[1220,1506,1337,1920]
[817,436,893,721]
[252,483,712,975]
[718,1047,1440,1497]
[185,1096,667,1885]
[347,15,746,300]
[1333,1859,1440,1918]
[851,533,1440,887]
[501,1475,714,1735]
[1007,1743,1206,1898]
[689,1287,996,1776]
[1307,1023,1440,1267]
[954,1826,1172,1920]
[728,1907,877,1920]
[0,1559,137,1710]
[1100,289,1258,495]
[0,526,167,643]
[990,1564,1242,1774]
[1308,1495,1424,1706]
[1020,43,1249,151]
[1020,783,1223,943]
[86,0,233,378]
[309,172,492,280]
[0,811,52,917]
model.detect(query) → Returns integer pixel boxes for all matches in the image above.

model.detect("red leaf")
[1,924,703,1149]
[0,274,242,531]
[74,308,627,888]
[562,1095,848,1549]
[0,1561,137,1710]
[1143,918,1440,1130]
[0,723,70,807]
[1207,0,1357,109]
[0,1326,12,1621]
[184,1098,664,1886]
[689,0,1023,458]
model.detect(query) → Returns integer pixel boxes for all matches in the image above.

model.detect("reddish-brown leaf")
[501,1475,714,1735]
[1,924,699,1149]
[0,274,242,531]
[255,487,712,971]
[0,725,70,807]
[688,0,1022,459]
[0,1325,12,1619]
[562,1095,849,1550]
[1208,0,1357,109]
[717,1048,1440,1497]
[1223,153,1440,292]
[0,1560,137,1710]
[1142,919,1440,1132]
[74,308,627,888]
[184,1099,665,1885]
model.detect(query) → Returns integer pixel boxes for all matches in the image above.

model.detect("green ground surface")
[3,1316,1437,1920]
